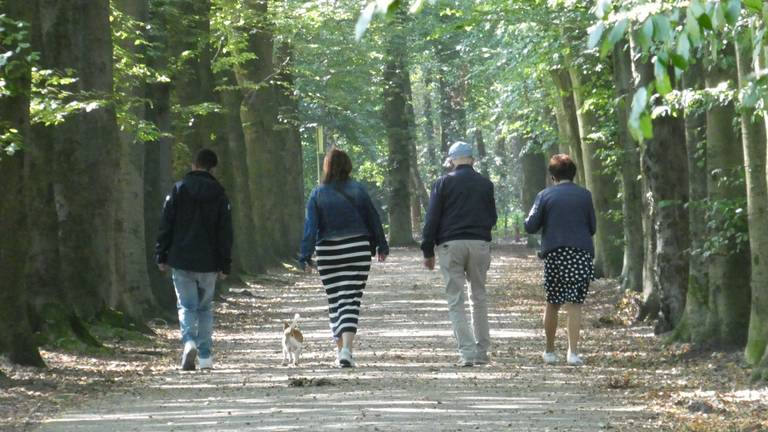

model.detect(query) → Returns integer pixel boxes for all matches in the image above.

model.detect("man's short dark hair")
[548,154,577,181]
[196,149,218,171]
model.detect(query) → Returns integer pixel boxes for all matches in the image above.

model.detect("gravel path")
[36,245,657,432]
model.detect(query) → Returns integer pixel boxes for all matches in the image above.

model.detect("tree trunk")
[549,68,586,186]
[475,128,489,178]
[704,45,751,347]
[521,150,546,248]
[274,43,305,258]
[143,1,176,313]
[435,36,467,153]
[745,40,768,377]
[112,0,157,320]
[38,0,120,320]
[675,60,709,342]
[0,0,44,366]
[144,81,176,312]
[235,0,302,263]
[611,42,644,293]
[382,11,415,246]
[421,72,440,179]
[568,67,624,278]
[737,30,768,370]
[217,70,263,274]
[629,37,690,331]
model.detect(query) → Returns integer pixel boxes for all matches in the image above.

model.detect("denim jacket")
[299,180,389,265]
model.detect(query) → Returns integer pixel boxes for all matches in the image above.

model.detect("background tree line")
[2,0,767,382]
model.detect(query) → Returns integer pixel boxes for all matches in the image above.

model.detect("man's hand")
[377,253,388,262]
[218,272,228,281]
[157,263,169,272]
[424,257,436,271]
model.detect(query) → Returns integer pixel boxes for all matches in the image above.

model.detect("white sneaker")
[198,356,213,370]
[338,348,354,368]
[181,341,197,371]
[542,352,558,365]
[567,351,584,366]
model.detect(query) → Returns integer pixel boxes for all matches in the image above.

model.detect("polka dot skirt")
[543,247,595,305]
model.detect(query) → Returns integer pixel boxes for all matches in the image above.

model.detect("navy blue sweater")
[524,182,596,257]
[421,165,498,258]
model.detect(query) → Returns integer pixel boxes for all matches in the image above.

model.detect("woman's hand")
[377,253,388,262]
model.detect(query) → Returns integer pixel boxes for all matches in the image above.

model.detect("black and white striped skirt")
[316,235,372,338]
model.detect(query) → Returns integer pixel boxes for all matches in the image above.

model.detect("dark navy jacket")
[299,180,389,265]
[155,171,234,274]
[524,182,596,257]
[421,165,498,258]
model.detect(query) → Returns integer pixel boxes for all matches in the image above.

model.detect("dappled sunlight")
[35,247,665,431]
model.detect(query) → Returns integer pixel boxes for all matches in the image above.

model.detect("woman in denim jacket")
[299,148,389,367]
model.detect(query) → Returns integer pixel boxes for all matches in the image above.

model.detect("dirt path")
[35,245,661,432]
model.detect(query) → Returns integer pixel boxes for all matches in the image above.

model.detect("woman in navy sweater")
[524,154,596,366]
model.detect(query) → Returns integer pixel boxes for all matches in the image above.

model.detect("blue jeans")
[172,269,217,359]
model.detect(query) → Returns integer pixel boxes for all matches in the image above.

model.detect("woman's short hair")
[322,147,352,184]
[549,154,577,181]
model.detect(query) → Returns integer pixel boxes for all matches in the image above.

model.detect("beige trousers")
[437,239,492,362]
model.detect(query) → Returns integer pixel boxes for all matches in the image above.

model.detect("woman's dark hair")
[196,149,218,170]
[322,147,352,184]
[548,154,577,181]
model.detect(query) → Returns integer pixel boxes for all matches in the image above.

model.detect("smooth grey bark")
[611,42,644,293]
[569,66,624,278]
[382,11,415,246]
[704,45,751,347]
[629,37,690,332]
[112,0,157,319]
[675,60,709,343]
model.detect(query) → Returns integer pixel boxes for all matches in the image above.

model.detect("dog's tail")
[289,313,300,329]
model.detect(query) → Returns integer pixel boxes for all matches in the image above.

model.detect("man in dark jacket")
[421,141,497,367]
[156,149,233,371]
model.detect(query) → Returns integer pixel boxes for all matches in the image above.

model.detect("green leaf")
[655,58,673,95]
[652,15,672,42]
[640,113,654,139]
[601,19,628,57]
[686,9,702,45]
[713,1,727,30]
[724,0,741,26]
[595,0,612,19]
[673,34,691,69]
[354,2,378,41]
[637,19,654,52]
[697,12,714,30]
[744,0,762,12]
[409,0,425,14]
[670,53,689,70]
[587,22,605,50]
[690,0,706,17]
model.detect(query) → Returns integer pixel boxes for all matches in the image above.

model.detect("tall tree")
[112,0,158,320]
[704,45,751,347]
[611,42,644,293]
[0,0,45,366]
[382,11,415,246]
[568,65,623,278]
[629,43,690,332]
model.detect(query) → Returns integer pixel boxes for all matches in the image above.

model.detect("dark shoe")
[455,358,474,367]
[181,341,197,371]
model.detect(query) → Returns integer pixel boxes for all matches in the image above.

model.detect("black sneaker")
[181,341,197,371]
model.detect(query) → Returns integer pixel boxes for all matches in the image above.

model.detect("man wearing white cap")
[421,141,498,367]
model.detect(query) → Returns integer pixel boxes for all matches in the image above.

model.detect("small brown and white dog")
[282,313,304,366]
